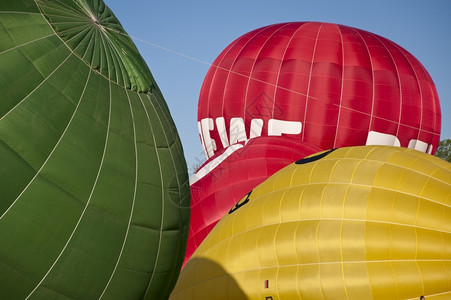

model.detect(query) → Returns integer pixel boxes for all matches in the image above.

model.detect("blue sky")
[105,0,451,170]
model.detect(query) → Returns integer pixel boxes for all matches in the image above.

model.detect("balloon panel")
[197,22,441,159]
[172,146,451,300]
[0,1,189,299]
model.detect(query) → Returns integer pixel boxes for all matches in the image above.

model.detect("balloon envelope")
[197,22,441,159]
[172,146,451,300]
[0,1,189,299]
[186,137,321,266]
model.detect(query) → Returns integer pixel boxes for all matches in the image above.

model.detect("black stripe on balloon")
[295,148,337,165]
[229,190,252,214]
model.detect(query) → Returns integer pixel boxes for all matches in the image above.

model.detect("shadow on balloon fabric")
[170,257,247,300]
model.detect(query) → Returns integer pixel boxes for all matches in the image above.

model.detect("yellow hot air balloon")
[171,146,451,300]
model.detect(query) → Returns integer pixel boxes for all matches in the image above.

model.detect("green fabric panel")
[0,1,190,299]
[0,0,39,12]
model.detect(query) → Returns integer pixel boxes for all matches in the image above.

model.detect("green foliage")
[435,139,451,162]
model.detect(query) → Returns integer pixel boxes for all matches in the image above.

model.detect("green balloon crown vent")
[36,0,153,92]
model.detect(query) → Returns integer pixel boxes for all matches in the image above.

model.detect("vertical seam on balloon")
[219,26,269,143]
[90,29,99,68]
[388,156,401,298]
[439,199,448,265]
[146,93,182,202]
[253,200,263,300]
[333,24,345,148]
[373,35,403,139]
[316,161,328,300]
[280,187,297,280]
[363,154,373,298]
[414,168,432,296]
[413,228,426,296]
[99,30,130,298]
[301,23,322,142]
[428,83,440,150]
[224,232,233,283]
[315,217,326,300]
[273,187,288,296]
[294,223,303,299]
[149,88,185,286]
[274,224,281,300]
[415,223,423,279]
[255,226,264,277]
[102,27,130,91]
[137,92,165,297]
[413,159,429,229]
[24,67,100,299]
[102,27,133,90]
[142,91,186,297]
[389,223,401,298]
[241,23,287,119]
[440,229,449,293]
[0,51,73,121]
[272,23,306,119]
[81,26,95,59]
[426,66,440,147]
[98,27,105,80]
[351,28,375,136]
[204,34,242,128]
[389,42,424,143]
[103,32,125,88]
[155,91,185,159]
[340,159,364,300]
[102,33,119,85]
[0,41,91,220]
[99,88,139,299]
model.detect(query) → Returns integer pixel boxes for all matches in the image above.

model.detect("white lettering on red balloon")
[198,118,433,159]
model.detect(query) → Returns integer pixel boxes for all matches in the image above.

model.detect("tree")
[435,139,451,162]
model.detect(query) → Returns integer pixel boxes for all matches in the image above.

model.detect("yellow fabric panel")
[342,263,373,299]
[171,146,451,300]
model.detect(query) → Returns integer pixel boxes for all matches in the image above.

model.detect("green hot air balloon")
[0,0,190,299]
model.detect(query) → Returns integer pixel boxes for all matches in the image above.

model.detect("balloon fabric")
[0,1,189,299]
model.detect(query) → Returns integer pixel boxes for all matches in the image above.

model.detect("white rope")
[103,26,441,137]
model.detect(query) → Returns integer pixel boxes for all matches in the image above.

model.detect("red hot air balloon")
[197,22,441,159]
[185,137,321,266]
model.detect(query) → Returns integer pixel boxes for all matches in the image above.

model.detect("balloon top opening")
[37,0,153,92]
[89,13,102,27]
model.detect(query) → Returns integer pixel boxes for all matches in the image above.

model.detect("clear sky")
[105,0,451,170]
